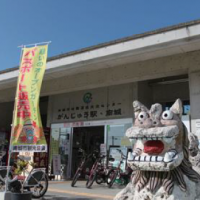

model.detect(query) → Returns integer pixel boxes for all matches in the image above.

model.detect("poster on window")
[53,154,61,175]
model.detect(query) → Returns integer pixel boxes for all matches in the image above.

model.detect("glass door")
[106,123,132,149]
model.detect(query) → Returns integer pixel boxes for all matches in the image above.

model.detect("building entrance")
[71,126,104,177]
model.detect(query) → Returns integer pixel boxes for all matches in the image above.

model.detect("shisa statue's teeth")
[163,137,173,143]
[145,156,150,162]
[129,136,175,142]
[151,156,156,162]
[157,156,163,162]
[164,151,177,163]
[129,138,136,144]
[128,152,134,161]
[130,155,165,162]
[134,156,139,161]
[140,156,145,161]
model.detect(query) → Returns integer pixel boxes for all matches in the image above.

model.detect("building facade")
[0,20,200,178]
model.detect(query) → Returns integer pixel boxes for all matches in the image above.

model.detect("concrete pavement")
[41,180,125,200]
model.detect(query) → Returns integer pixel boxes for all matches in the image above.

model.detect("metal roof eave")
[1,20,200,88]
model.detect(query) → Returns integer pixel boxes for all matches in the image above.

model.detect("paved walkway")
[41,180,124,200]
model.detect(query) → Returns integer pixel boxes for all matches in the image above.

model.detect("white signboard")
[100,144,107,155]
[195,120,200,129]
[53,154,61,175]
[195,120,200,137]
[182,115,190,132]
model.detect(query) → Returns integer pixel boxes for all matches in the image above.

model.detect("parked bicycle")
[107,149,132,188]
[71,148,98,187]
[86,153,105,188]
[95,156,115,185]
[86,153,115,188]
[0,155,48,199]
[0,166,12,191]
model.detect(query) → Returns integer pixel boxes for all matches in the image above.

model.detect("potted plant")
[9,156,32,200]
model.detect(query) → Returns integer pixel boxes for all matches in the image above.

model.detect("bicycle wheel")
[0,178,6,192]
[71,170,81,187]
[86,171,97,188]
[27,173,48,199]
[0,169,13,192]
[107,170,118,188]
[96,174,103,184]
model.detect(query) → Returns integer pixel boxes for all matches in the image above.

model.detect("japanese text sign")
[11,45,48,152]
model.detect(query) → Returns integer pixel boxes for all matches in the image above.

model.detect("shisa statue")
[188,132,200,174]
[115,99,200,200]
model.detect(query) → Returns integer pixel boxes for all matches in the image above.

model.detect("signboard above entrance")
[50,84,132,123]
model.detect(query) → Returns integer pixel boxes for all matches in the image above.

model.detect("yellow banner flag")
[11,45,48,152]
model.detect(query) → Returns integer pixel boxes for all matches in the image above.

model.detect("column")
[189,71,200,138]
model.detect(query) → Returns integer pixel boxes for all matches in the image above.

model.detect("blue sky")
[1,0,200,71]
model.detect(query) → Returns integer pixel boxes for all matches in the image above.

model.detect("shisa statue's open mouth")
[127,125,183,171]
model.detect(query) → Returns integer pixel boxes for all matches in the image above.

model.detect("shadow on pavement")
[42,194,98,200]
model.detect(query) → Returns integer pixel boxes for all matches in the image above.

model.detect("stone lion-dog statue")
[115,99,200,200]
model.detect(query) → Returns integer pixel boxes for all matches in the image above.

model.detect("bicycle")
[71,148,98,187]
[86,153,114,188]
[95,156,115,185]
[107,149,132,188]
[0,166,12,191]
[0,155,48,199]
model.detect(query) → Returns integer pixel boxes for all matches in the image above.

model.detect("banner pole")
[6,42,50,192]
[18,41,51,48]
[5,45,24,191]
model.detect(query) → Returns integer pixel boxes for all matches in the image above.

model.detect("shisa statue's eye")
[162,110,173,120]
[138,112,148,121]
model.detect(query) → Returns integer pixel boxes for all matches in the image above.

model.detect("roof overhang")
[1,21,200,90]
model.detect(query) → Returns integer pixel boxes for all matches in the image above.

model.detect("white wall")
[189,71,200,137]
